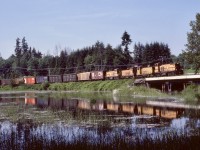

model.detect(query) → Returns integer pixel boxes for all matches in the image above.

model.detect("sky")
[0,0,199,59]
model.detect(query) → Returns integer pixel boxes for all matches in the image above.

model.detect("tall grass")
[1,122,200,150]
[48,79,132,92]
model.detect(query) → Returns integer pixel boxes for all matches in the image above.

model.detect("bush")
[181,84,200,101]
[41,82,50,90]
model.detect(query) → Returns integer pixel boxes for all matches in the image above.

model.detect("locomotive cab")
[175,63,184,75]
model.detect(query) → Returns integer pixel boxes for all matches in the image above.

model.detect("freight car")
[0,62,184,86]
[105,69,121,79]
[1,79,12,85]
[121,68,134,78]
[63,73,77,82]
[36,76,48,84]
[48,75,62,83]
[77,72,91,81]
[24,76,35,84]
[91,71,105,80]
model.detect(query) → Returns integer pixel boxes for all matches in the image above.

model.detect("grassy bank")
[0,79,132,91]
[0,79,168,98]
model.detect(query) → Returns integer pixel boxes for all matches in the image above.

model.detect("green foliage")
[121,31,132,64]
[40,82,50,90]
[183,13,200,73]
[47,79,132,91]
[119,85,167,97]
[0,33,175,78]
[181,84,200,101]
[133,42,172,64]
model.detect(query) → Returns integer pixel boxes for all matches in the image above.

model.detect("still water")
[1,92,200,149]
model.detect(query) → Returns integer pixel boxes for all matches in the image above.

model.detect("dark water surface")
[1,92,200,149]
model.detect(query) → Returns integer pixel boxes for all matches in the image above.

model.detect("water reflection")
[1,92,200,149]
[24,94,186,120]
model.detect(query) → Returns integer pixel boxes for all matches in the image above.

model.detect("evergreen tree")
[104,44,114,70]
[21,37,29,54]
[139,42,172,65]
[133,42,144,64]
[14,38,22,58]
[121,31,132,64]
[59,49,68,74]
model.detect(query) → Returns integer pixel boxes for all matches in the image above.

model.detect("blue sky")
[0,0,199,59]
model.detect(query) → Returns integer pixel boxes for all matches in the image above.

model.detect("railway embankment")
[0,79,168,98]
[0,79,132,91]
[1,79,199,102]
[0,79,200,102]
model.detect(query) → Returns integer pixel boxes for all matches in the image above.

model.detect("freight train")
[0,63,183,85]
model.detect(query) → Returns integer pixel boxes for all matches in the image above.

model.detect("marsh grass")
[1,123,200,150]
[0,101,113,126]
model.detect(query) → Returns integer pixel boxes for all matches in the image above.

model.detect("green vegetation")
[0,79,167,99]
[181,84,200,102]
[0,31,173,78]
[183,13,200,73]
[184,68,195,74]
[0,79,132,91]
[118,85,167,98]
[48,79,132,91]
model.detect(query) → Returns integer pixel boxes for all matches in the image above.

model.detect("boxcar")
[121,68,134,78]
[105,69,121,79]
[77,72,91,81]
[91,71,105,80]
[36,76,48,84]
[63,73,77,82]
[1,79,12,85]
[48,75,62,83]
[24,76,36,85]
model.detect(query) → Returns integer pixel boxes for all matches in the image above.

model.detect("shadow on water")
[1,92,200,149]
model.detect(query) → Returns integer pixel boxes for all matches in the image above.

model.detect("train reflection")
[22,94,198,120]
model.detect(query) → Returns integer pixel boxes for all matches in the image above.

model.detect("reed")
[1,123,200,150]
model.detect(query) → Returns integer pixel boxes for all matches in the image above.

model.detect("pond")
[0,91,200,149]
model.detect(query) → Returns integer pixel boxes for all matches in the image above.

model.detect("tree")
[104,44,114,70]
[183,13,200,73]
[133,42,144,64]
[59,49,68,74]
[28,57,39,76]
[21,37,29,54]
[14,38,21,58]
[134,42,172,65]
[121,31,132,64]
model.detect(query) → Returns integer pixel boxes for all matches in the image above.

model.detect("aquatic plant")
[1,122,200,150]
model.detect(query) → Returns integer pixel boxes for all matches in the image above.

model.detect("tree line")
[0,31,174,79]
[1,12,199,79]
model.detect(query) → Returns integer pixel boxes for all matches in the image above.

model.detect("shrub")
[181,84,200,101]
[41,82,50,90]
